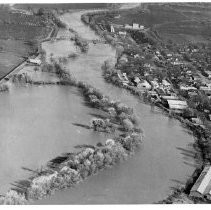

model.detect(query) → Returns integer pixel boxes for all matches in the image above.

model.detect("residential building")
[132,23,139,29]
[119,31,127,37]
[166,99,188,112]
[190,165,211,199]
[28,58,41,66]
[180,85,197,91]
[137,80,151,90]
[162,79,171,88]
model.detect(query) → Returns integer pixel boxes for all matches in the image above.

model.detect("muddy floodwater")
[37,11,197,204]
[0,9,197,204]
[0,84,110,194]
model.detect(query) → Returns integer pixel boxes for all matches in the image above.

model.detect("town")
[81,3,211,203]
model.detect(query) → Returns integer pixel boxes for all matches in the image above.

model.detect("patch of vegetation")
[0,83,9,92]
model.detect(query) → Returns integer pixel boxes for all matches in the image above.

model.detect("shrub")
[11,73,32,84]
[58,166,81,186]
[58,56,68,64]
[0,190,26,205]
[41,63,55,73]
[28,172,58,200]
[90,118,115,132]
[120,133,142,152]
[74,35,89,53]
[68,53,78,59]
[107,107,117,117]
[122,118,134,131]
[106,142,128,163]
[90,118,105,130]
[0,83,9,92]
[93,150,105,169]
[115,102,133,115]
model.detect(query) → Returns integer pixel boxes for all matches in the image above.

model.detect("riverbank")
[80,9,209,203]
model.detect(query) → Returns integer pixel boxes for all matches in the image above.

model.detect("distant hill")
[96,3,211,44]
[14,3,110,10]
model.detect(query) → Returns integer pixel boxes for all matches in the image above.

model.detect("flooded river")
[38,11,197,204]
[0,10,197,204]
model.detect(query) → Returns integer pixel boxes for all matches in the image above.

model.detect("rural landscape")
[0,2,211,205]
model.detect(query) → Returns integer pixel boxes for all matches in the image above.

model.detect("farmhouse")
[132,23,139,29]
[200,84,211,94]
[161,95,179,100]
[137,80,151,90]
[151,80,159,89]
[124,23,144,30]
[134,76,141,85]
[117,71,129,84]
[124,24,132,29]
[191,117,203,126]
[190,165,211,200]
[162,79,171,89]
[118,31,127,37]
[180,85,197,91]
[28,58,42,66]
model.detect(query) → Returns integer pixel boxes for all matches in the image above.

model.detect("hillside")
[94,3,211,44]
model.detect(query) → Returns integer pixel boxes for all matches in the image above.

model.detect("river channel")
[38,11,197,204]
[0,10,197,204]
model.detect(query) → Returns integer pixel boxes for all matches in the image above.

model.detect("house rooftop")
[190,166,211,198]
[161,95,179,100]
[167,99,188,110]
[28,58,42,65]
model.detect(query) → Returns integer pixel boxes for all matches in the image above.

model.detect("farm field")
[96,3,211,44]
[0,24,51,41]
[94,4,188,27]
[0,7,47,26]
[0,40,35,79]
[14,3,110,10]
[0,6,52,79]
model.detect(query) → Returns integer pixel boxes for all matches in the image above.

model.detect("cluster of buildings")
[190,165,211,200]
[117,68,188,113]
[116,39,211,120]
[101,12,211,202]
[124,23,145,30]
[27,58,42,66]
[104,14,211,135]
[110,22,145,38]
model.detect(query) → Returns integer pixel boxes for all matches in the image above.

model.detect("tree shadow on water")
[170,179,186,186]
[10,179,31,194]
[176,146,201,168]
[72,122,91,129]
[89,113,107,119]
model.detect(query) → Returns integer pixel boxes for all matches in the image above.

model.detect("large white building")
[28,58,42,66]
[190,166,211,200]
